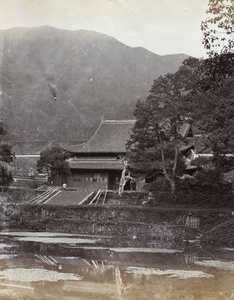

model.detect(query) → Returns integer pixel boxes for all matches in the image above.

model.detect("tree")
[198,0,234,177]
[127,58,201,192]
[0,121,13,186]
[118,160,135,196]
[202,0,234,55]
[0,120,6,135]
[200,0,234,89]
[197,76,234,177]
[127,54,234,192]
[37,146,70,185]
[0,164,13,186]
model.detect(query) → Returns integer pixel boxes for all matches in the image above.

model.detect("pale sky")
[0,0,209,57]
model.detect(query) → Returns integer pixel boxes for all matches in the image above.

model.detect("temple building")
[64,119,136,190]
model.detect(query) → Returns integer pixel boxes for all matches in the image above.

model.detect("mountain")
[0,26,188,141]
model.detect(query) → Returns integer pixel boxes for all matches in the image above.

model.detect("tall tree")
[198,76,234,178]
[198,0,234,178]
[200,0,234,89]
[37,146,70,185]
[202,0,234,55]
[127,58,201,192]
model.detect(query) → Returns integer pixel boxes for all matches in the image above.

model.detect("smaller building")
[64,119,136,190]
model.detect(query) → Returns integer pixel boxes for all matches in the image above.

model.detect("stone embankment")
[2,201,234,246]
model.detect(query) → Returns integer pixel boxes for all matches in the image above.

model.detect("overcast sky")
[0,0,208,58]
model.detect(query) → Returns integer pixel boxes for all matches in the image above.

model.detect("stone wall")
[4,204,233,246]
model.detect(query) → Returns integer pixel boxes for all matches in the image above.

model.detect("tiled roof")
[69,159,124,170]
[10,141,84,155]
[65,120,136,154]
[179,123,191,138]
[193,135,212,154]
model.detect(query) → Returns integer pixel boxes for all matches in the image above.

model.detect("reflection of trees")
[115,266,123,300]
[115,266,134,300]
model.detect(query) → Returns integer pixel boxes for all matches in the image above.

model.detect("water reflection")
[0,232,234,299]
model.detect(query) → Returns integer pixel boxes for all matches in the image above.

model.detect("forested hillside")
[0,26,188,141]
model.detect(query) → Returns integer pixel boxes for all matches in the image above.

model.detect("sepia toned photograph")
[0,0,233,299]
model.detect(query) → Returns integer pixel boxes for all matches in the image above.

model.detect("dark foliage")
[37,146,70,185]
[128,54,233,194]
[0,120,6,135]
[0,122,13,186]
[127,58,202,191]
[0,166,13,186]
[197,77,234,157]
[199,53,234,90]
[0,143,14,163]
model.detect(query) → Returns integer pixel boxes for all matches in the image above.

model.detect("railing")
[25,186,61,204]
[79,189,108,205]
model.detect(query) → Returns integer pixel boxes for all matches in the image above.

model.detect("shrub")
[201,219,234,246]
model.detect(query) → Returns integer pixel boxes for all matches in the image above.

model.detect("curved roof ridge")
[81,118,104,152]
[71,118,136,153]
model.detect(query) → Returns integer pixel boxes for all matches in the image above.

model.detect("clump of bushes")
[201,219,234,246]
[7,188,37,203]
[147,177,233,207]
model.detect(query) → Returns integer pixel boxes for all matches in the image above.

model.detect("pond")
[0,231,233,299]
